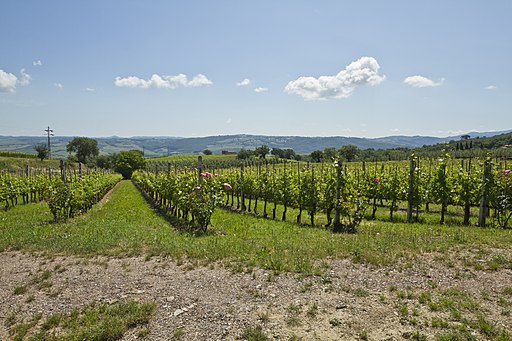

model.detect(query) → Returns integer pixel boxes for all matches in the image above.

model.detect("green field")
[2,180,511,272]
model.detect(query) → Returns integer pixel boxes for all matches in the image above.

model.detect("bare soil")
[1,250,511,340]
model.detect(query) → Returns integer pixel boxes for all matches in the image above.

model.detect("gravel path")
[1,250,511,340]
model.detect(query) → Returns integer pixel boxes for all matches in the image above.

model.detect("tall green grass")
[1,181,511,273]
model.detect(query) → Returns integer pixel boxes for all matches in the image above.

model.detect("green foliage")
[45,172,121,221]
[255,145,270,159]
[9,300,155,341]
[113,150,147,179]
[203,149,213,155]
[339,144,360,162]
[66,137,99,164]
[34,144,49,161]
[133,169,227,231]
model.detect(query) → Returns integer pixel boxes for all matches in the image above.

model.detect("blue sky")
[1,1,511,138]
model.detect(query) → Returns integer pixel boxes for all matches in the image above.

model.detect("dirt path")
[1,251,511,340]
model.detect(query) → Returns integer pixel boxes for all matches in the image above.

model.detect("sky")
[1,1,511,138]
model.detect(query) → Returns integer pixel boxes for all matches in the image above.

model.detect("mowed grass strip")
[1,180,511,272]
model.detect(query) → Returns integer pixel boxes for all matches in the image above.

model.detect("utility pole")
[44,126,54,159]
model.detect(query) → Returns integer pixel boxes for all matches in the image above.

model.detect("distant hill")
[0,130,510,158]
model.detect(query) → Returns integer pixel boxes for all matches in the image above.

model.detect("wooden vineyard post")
[197,156,203,187]
[60,160,66,182]
[478,159,492,227]
[333,159,342,233]
[407,156,415,223]
[241,163,246,211]
[78,163,82,177]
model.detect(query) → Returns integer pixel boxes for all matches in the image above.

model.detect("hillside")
[0,130,510,158]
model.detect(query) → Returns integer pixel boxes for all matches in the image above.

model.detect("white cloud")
[54,83,63,89]
[485,85,497,90]
[403,75,443,88]
[254,87,268,93]
[284,56,385,100]
[236,78,251,86]
[0,70,18,93]
[114,73,212,89]
[33,60,42,66]
[18,69,32,86]
[188,74,213,87]
[85,88,95,92]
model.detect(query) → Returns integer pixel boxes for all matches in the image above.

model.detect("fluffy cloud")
[485,85,497,90]
[236,78,251,86]
[18,69,32,86]
[114,73,212,89]
[85,88,95,92]
[403,75,443,88]
[33,60,42,66]
[254,87,268,93]
[54,83,63,89]
[0,70,18,92]
[284,56,385,100]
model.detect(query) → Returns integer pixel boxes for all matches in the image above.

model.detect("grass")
[9,300,155,340]
[1,180,511,275]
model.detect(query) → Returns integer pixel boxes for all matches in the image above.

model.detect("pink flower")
[194,186,201,191]
[215,174,219,177]
[223,182,232,190]
[200,173,207,178]
[504,169,510,176]
[374,177,380,184]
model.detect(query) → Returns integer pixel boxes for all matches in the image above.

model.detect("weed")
[300,281,313,293]
[329,318,342,327]
[240,325,269,341]
[358,330,369,340]
[286,304,302,327]
[138,326,150,338]
[354,287,370,297]
[306,304,318,318]
[172,327,185,340]
[13,285,27,295]
[418,291,432,304]
[431,317,449,328]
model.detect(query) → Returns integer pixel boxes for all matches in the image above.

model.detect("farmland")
[0,155,511,340]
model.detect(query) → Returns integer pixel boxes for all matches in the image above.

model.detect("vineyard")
[132,155,512,232]
[1,163,121,221]
[1,154,512,340]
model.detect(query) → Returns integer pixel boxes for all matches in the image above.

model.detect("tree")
[203,149,213,155]
[34,144,49,161]
[255,145,270,159]
[323,147,338,161]
[95,154,115,169]
[339,144,360,162]
[237,148,254,160]
[271,147,285,158]
[66,137,99,164]
[113,150,147,179]
[310,150,324,163]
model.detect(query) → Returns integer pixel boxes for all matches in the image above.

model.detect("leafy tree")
[34,144,49,161]
[95,155,115,169]
[271,147,285,158]
[237,148,255,160]
[255,145,270,159]
[203,149,213,155]
[323,147,338,161]
[113,150,147,179]
[66,137,99,164]
[339,144,360,162]
[272,148,297,160]
[310,150,324,162]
